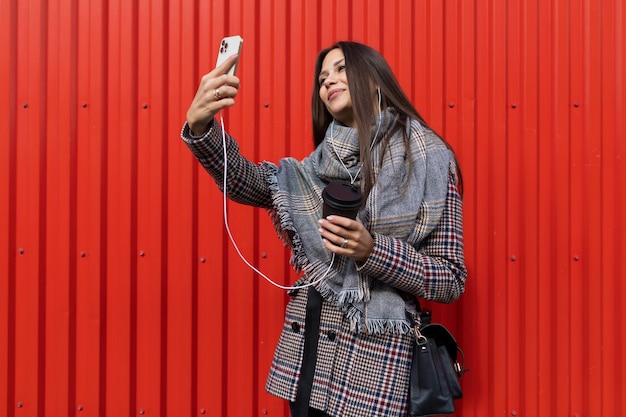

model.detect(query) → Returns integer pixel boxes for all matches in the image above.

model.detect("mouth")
[327,89,343,101]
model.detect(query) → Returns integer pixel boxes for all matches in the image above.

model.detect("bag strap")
[293,287,323,417]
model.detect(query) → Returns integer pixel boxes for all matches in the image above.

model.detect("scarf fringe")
[364,318,413,335]
[317,281,361,307]
[343,304,412,335]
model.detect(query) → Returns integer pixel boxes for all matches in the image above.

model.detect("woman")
[182,41,467,417]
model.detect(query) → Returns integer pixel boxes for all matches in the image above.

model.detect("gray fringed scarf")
[263,110,450,335]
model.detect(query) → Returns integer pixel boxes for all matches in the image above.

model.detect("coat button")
[291,321,301,333]
[327,330,336,341]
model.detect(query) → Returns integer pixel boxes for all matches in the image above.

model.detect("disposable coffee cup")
[322,182,363,219]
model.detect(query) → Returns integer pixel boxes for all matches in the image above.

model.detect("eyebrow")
[318,59,346,79]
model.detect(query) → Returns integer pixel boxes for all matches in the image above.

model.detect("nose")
[323,74,337,89]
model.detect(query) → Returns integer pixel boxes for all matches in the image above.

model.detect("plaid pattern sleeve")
[359,170,467,303]
[181,120,273,208]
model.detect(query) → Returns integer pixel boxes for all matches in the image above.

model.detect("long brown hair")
[311,41,462,198]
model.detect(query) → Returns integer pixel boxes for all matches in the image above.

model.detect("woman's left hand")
[318,216,375,262]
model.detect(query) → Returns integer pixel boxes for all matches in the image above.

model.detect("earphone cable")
[219,112,334,290]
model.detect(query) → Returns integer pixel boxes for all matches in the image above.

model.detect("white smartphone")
[216,35,243,76]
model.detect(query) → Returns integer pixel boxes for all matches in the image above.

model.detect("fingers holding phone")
[186,36,243,136]
[212,35,243,105]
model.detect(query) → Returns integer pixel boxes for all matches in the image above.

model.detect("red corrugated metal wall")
[1,0,624,416]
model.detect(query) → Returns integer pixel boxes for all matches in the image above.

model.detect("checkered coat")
[182,120,467,417]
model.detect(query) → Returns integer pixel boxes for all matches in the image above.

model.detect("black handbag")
[408,309,466,417]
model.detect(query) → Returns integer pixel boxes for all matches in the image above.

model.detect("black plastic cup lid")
[322,182,363,209]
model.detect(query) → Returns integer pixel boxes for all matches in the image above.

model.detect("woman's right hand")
[186,55,241,136]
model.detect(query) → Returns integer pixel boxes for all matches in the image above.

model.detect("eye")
[338,64,346,72]
[319,77,327,86]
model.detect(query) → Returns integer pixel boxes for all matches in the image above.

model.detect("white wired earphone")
[217,87,383,291]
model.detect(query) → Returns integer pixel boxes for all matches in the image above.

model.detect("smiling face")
[318,48,355,127]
